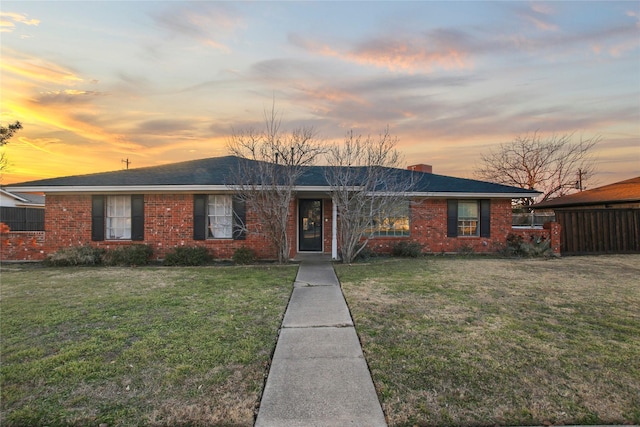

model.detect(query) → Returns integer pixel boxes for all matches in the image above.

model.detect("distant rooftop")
[533,176,640,209]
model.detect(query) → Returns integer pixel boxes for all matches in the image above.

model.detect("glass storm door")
[299,199,323,251]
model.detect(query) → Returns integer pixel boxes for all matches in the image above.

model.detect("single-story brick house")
[4,155,542,260]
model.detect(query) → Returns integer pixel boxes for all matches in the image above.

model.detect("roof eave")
[534,197,640,209]
[4,185,234,193]
[6,184,539,199]
[411,191,541,198]
[0,188,29,202]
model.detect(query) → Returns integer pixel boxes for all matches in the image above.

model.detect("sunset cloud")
[35,90,105,105]
[1,51,84,85]
[0,11,39,32]
[519,2,559,31]
[151,3,245,53]
[0,1,637,186]
[349,31,473,72]
[290,30,473,73]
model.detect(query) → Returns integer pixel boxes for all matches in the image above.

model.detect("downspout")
[332,198,338,260]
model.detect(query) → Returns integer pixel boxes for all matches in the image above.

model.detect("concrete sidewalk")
[255,260,387,427]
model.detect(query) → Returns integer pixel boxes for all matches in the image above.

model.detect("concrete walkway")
[255,259,387,427]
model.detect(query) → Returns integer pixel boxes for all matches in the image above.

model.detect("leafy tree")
[325,128,415,263]
[475,131,599,204]
[227,107,324,263]
[1,121,22,146]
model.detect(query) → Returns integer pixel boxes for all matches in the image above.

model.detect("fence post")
[544,221,562,255]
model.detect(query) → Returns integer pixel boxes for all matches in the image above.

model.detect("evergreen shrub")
[103,244,154,266]
[232,246,256,265]
[45,246,105,267]
[163,246,212,266]
[391,241,423,258]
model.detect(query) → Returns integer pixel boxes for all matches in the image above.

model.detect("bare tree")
[0,151,7,174]
[325,128,415,263]
[227,107,324,263]
[475,131,600,204]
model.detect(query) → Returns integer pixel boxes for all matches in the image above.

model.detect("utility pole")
[122,158,131,170]
[576,168,584,191]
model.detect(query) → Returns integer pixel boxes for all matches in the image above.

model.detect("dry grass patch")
[336,255,640,427]
[1,265,296,427]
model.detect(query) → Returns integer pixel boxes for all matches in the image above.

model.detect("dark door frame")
[298,199,323,252]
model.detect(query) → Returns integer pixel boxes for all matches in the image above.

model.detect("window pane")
[458,200,479,236]
[207,195,233,239]
[106,196,131,240]
[371,199,410,237]
[458,201,478,219]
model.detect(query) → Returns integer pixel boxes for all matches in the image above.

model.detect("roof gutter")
[3,185,233,194]
[5,184,540,199]
[411,191,541,198]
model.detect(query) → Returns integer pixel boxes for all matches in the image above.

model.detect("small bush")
[457,244,475,256]
[505,233,526,257]
[353,244,377,262]
[505,233,552,258]
[523,237,552,257]
[391,241,423,258]
[163,246,212,266]
[45,246,105,267]
[232,246,256,265]
[103,244,153,266]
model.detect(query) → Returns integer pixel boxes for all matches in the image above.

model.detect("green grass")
[1,265,296,426]
[336,255,640,427]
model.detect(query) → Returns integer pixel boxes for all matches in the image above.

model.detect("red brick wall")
[285,198,297,259]
[366,198,552,254]
[2,194,560,261]
[0,223,46,261]
[323,199,333,253]
[44,194,277,260]
[510,222,561,255]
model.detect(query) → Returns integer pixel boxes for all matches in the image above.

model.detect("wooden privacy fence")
[556,209,640,254]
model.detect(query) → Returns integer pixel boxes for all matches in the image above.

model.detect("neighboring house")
[5,155,540,260]
[0,189,46,261]
[0,189,45,231]
[0,189,45,208]
[533,177,640,254]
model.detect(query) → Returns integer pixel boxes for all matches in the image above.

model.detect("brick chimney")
[407,164,433,174]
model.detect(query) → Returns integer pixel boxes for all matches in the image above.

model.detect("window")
[106,195,131,240]
[92,195,144,242]
[369,200,410,237]
[457,200,479,236]
[207,195,233,239]
[447,199,490,238]
[193,195,245,241]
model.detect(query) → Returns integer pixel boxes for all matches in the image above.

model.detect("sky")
[1,1,639,187]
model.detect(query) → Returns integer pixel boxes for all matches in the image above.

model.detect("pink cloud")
[349,38,472,72]
[290,31,473,73]
[152,3,244,53]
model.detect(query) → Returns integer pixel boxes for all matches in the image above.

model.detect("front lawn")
[336,255,640,426]
[0,265,295,426]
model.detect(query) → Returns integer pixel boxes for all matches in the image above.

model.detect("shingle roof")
[13,192,45,205]
[6,155,539,197]
[0,189,45,206]
[532,176,640,209]
[8,156,244,187]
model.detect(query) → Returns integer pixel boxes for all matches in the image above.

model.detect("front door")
[299,199,323,252]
